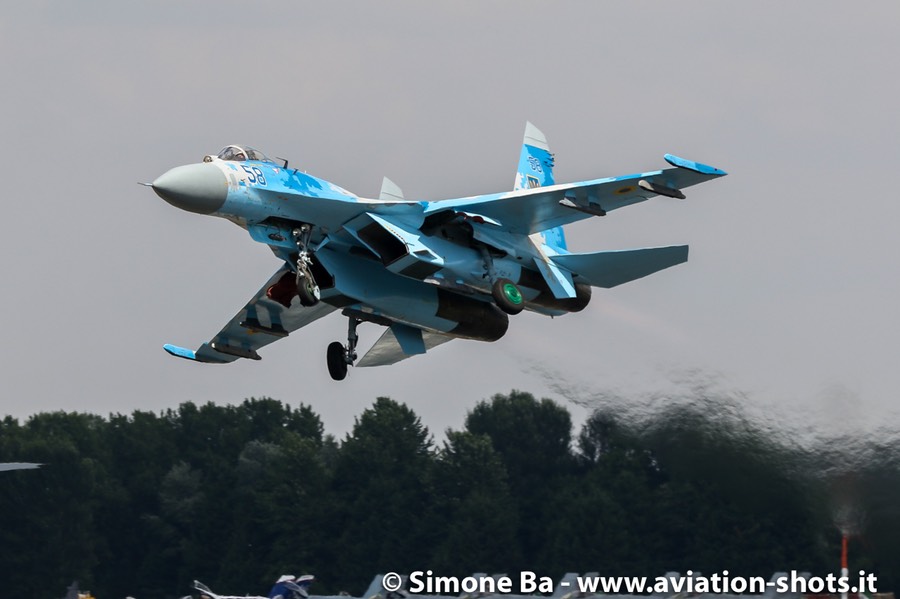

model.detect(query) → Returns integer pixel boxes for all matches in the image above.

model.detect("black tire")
[297,274,320,307]
[326,341,348,381]
[492,278,524,315]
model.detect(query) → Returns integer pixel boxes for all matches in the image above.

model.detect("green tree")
[0,412,110,593]
[328,397,435,592]
[464,390,575,568]
[97,410,178,596]
[257,433,332,586]
[430,431,520,575]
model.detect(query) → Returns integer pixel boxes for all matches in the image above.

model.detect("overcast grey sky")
[2,2,898,440]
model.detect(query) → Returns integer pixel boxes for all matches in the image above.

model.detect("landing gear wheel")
[297,273,320,307]
[326,316,360,381]
[492,278,524,315]
[326,341,348,381]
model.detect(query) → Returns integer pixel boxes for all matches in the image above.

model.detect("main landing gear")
[480,246,524,315]
[293,225,320,307]
[492,278,524,315]
[327,315,360,381]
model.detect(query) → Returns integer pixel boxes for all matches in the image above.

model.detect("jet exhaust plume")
[534,365,900,587]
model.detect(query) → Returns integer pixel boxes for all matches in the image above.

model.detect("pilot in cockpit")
[204,145,274,164]
[216,145,245,161]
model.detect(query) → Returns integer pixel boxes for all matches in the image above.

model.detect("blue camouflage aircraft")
[150,123,726,380]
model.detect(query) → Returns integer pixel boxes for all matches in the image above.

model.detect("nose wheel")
[297,271,320,307]
[327,316,360,381]
[293,225,320,307]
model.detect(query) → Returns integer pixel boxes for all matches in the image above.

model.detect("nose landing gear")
[293,225,320,307]
[297,272,320,307]
[327,315,360,381]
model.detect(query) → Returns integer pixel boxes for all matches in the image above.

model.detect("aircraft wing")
[164,265,335,363]
[423,155,726,235]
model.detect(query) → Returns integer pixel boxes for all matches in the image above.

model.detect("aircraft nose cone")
[152,163,227,215]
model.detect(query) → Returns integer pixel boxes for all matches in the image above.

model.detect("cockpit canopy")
[211,145,272,163]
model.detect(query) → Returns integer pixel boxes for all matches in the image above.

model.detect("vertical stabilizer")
[361,575,387,599]
[515,121,555,190]
[552,573,579,599]
[515,122,566,250]
[379,177,405,202]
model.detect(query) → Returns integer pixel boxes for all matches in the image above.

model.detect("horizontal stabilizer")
[358,325,453,367]
[551,245,689,288]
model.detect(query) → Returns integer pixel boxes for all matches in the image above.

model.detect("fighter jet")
[150,123,726,380]
[0,463,41,472]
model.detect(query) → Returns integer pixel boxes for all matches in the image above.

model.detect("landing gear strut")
[293,225,320,307]
[327,316,360,381]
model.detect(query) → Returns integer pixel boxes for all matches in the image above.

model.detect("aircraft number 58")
[241,165,267,186]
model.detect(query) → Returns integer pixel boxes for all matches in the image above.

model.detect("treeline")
[0,391,889,598]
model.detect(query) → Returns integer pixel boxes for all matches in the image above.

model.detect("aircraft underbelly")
[316,248,508,342]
